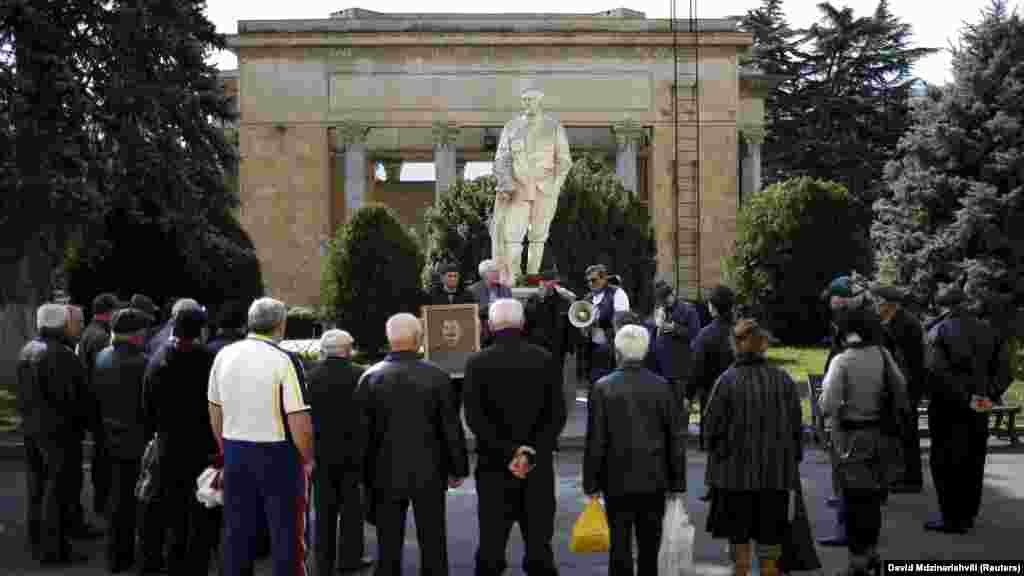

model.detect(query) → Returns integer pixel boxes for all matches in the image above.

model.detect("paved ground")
[2,440,1024,575]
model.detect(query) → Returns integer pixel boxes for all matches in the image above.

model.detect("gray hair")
[489,298,524,330]
[615,324,650,362]
[247,298,287,335]
[37,303,68,331]
[385,313,422,345]
[478,259,498,277]
[320,329,354,357]
[172,298,201,318]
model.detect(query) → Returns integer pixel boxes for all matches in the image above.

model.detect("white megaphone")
[568,300,598,329]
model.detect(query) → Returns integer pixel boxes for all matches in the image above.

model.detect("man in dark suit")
[308,329,372,575]
[92,308,151,573]
[17,304,89,565]
[429,262,478,306]
[72,292,122,534]
[464,298,568,576]
[468,259,513,347]
[871,284,927,493]
[523,269,577,372]
[355,313,469,575]
[651,280,701,406]
[584,324,687,576]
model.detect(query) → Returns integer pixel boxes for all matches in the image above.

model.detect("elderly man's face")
[485,270,500,286]
[522,92,543,117]
[588,272,607,292]
[876,300,898,323]
[445,272,460,291]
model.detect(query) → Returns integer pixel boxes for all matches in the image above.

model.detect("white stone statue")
[491,88,572,286]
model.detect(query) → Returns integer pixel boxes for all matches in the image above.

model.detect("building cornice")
[227,31,752,52]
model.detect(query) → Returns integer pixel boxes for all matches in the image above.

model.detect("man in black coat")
[207,299,248,356]
[308,329,372,575]
[72,292,122,533]
[140,308,220,574]
[651,280,701,406]
[355,313,469,575]
[583,324,687,576]
[923,287,1006,534]
[91,308,151,573]
[523,269,577,372]
[464,298,568,576]
[872,284,927,493]
[691,285,736,452]
[17,304,89,565]
[429,261,478,306]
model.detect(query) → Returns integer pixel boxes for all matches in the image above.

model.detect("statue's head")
[521,88,544,118]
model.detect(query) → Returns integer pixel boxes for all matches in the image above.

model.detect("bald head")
[488,298,524,331]
[320,329,354,358]
[386,313,422,351]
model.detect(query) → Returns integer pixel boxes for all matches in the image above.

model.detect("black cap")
[654,280,674,300]
[935,286,966,307]
[173,308,207,339]
[92,293,124,316]
[707,285,736,311]
[870,284,906,304]
[215,300,248,330]
[539,266,560,281]
[130,294,158,318]
[439,261,460,274]
[111,308,151,334]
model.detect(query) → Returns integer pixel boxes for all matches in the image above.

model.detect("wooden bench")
[917,401,1020,445]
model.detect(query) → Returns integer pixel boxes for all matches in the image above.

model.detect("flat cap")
[173,308,208,339]
[439,261,460,274]
[654,280,674,299]
[935,286,966,307]
[111,308,151,334]
[92,292,124,315]
[707,285,736,311]
[130,294,158,317]
[539,267,561,281]
[870,284,906,304]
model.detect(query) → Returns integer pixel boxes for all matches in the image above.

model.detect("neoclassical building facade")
[225,8,773,306]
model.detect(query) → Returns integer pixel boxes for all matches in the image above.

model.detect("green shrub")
[725,176,870,343]
[322,204,425,356]
[421,154,657,312]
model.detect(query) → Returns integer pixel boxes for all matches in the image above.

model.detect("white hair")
[385,313,422,345]
[615,324,650,362]
[172,298,201,318]
[37,303,68,331]
[478,259,497,277]
[248,298,287,335]
[320,329,354,357]
[489,298,524,330]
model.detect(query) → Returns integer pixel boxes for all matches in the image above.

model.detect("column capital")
[432,122,460,148]
[739,123,766,145]
[336,120,371,147]
[612,118,645,147]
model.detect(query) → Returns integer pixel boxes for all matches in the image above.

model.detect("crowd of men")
[14,262,1014,576]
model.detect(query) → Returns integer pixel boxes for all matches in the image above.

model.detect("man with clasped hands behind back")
[464,299,568,576]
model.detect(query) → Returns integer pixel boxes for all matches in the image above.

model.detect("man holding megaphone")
[573,264,630,386]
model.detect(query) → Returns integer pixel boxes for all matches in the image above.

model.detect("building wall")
[236,39,748,306]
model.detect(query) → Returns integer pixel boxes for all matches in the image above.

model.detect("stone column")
[613,119,645,194]
[337,120,371,220]
[382,159,402,182]
[432,122,459,201]
[740,124,765,200]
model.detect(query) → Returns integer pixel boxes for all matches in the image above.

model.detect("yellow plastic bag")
[570,497,610,553]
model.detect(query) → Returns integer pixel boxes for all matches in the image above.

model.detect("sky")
[205,0,1008,87]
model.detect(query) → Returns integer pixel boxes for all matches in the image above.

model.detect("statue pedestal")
[510,286,539,302]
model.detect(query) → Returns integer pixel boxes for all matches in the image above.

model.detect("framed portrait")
[421,303,480,378]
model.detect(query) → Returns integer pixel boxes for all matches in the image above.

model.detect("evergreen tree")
[743,0,936,202]
[873,0,1024,336]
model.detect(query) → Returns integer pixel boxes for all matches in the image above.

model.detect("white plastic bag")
[658,496,695,575]
[195,467,223,508]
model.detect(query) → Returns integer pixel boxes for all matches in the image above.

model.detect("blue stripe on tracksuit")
[223,439,305,576]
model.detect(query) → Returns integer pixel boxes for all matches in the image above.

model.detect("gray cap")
[870,284,906,304]
[935,286,966,307]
